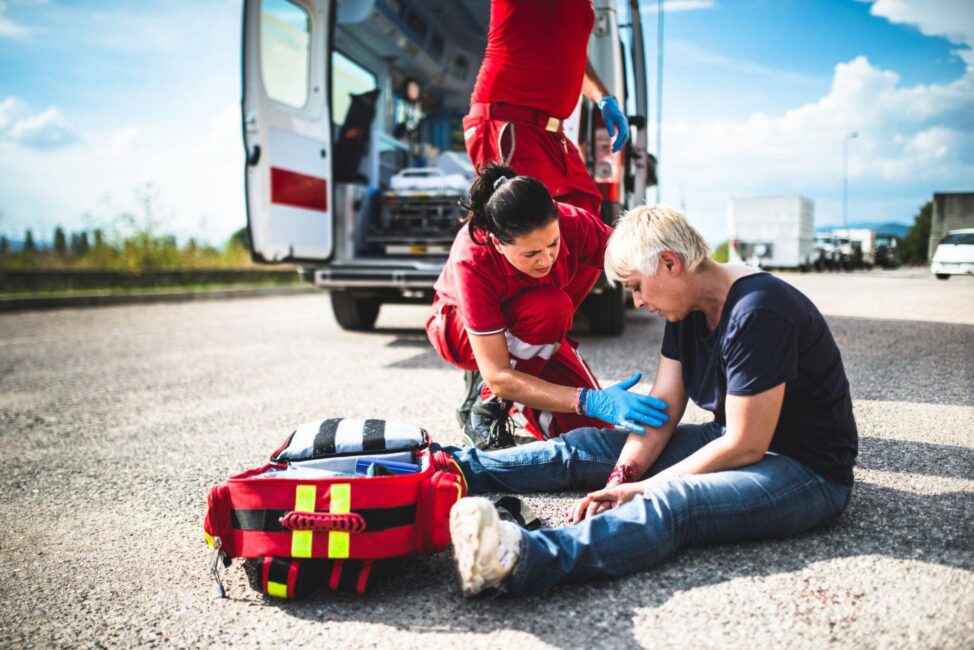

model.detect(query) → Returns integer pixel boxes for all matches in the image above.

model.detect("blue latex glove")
[598,95,629,153]
[583,372,668,434]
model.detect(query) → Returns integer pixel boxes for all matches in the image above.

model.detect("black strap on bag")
[493,496,541,530]
[243,557,377,599]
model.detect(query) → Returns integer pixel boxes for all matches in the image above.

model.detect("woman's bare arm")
[468,331,578,412]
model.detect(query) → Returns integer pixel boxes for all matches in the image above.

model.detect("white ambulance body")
[241,0,653,334]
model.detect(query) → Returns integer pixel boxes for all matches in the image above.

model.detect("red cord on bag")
[280,511,366,534]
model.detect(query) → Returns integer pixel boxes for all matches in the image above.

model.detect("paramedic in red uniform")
[463,0,630,215]
[438,0,633,449]
[426,164,668,450]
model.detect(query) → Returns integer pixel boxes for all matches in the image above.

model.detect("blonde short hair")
[605,204,711,284]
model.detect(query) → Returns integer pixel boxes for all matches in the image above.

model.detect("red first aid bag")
[203,418,467,598]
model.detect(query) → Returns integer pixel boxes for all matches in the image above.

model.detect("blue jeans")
[447,422,852,595]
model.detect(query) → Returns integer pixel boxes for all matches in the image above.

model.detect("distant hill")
[817,222,911,238]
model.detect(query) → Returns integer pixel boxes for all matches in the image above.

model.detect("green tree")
[712,240,729,263]
[0,235,8,255]
[901,200,932,265]
[70,231,90,256]
[228,226,250,251]
[24,229,35,252]
[87,228,117,268]
[53,226,67,255]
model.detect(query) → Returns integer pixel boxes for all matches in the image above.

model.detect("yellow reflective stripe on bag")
[266,580,288,599]
[328,483,351,559]
[291,485,317,558]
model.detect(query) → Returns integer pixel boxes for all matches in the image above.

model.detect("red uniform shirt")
[470,0,595,119]
[433,202,612,335]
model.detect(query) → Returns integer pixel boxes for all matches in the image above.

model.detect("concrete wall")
[929,192,974,259]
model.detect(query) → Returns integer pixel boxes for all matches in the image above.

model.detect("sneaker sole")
[450,498,500,598]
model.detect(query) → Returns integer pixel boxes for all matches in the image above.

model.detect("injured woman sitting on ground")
[443,204,859,597]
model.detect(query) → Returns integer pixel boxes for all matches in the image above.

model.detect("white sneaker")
[450,497,522,597]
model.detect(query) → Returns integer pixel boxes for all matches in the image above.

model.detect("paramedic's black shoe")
[456,370,482,429]
[493,496,542,530]
[462,386,516,451]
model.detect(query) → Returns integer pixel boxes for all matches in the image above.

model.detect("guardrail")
[0,268,300,292]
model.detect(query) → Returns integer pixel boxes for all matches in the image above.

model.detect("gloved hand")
[598,95,629,153]
[583,372,668,433]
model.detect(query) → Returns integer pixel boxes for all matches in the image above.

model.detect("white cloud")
[0,1,28,38]
[0,0,47,39]
[641,0,716,14]
[0,102,245,244]
[661,51,974,241]
[0,96,79,148]
[868,0,974,47]
[867,0,974,68]
[669,40,822,88]
[109,126,141,156]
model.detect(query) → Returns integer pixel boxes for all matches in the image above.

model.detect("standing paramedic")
[463,0,629,216]
[426,164,668,451]
[440,0,632,447]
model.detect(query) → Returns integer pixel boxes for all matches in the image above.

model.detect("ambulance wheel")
[586,284,626,336]
[330,290,380,331]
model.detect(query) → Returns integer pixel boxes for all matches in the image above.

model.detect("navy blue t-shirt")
[661,273,858,485]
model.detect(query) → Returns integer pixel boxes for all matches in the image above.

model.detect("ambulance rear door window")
[260,0,311,109]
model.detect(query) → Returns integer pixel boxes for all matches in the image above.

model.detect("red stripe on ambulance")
[270,167,328,212]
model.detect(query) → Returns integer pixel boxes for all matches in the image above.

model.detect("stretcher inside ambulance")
[242,0,651,333]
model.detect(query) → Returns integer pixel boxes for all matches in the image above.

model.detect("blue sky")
[1,0,972,246]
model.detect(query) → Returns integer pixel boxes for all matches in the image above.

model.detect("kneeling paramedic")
[426,165,668,450]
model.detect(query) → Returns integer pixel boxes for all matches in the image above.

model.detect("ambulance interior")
[327,0,619,259]
[333,1,488,175]
[261,0,633,260]
[319,0,490,256]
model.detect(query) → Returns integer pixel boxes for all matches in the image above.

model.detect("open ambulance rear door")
[242,0,334,263]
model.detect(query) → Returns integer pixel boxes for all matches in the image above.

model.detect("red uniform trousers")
[426,284,607,440]
[462,102,603,216]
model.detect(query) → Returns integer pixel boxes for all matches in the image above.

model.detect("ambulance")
[242,0,653,334]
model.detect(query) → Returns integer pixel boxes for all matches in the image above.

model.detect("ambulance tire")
[586,284,626,336]
[330,290,380,331]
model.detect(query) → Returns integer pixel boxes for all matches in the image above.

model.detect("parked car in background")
[813,234,839,271]
[831,235,862,270]
[874,233,901,269]
[831,228,875,269]
[931,228,974,279]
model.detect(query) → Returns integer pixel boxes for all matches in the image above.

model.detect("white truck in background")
[728,195,815,271]
[830,228,876,269]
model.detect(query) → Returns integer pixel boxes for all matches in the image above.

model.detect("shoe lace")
[485,406,515,448]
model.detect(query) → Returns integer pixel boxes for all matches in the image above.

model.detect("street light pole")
[843,131,858,228]
[655,0,664,204]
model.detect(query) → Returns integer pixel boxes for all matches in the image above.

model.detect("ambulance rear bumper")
[300,262,443,289]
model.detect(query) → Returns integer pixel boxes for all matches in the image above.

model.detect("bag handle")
[280,511,366,534]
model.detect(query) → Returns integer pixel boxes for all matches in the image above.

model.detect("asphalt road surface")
[1,269,971,648]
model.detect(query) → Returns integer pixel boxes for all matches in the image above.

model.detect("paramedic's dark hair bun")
[460,163,558,245]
